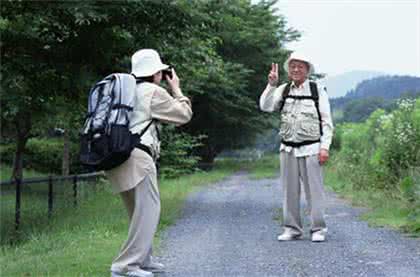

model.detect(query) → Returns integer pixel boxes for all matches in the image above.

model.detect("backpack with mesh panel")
[79,73,147,171]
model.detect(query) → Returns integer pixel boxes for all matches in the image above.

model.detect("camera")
[162,67,173,79]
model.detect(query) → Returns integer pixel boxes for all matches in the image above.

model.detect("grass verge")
[237,154,280,180]
[1,163,47,182]
[325,162,420,236]
[0,160,245,276]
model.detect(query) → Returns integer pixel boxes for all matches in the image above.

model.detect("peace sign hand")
[268,63,279,86]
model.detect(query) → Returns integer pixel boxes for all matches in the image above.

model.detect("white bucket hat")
[131,49,169,77]
[283,51,315,75]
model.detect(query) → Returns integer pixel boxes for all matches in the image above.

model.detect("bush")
[330,127,343,151]
[381,99,420,178]
[0,138,81,175]
[1,129,203,179]
[159,126,202,179]
[329,98,420,234]
[337,122,369,166]
[333,98,420,206]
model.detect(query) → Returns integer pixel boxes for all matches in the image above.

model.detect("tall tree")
[1,0,206,176]
[1,0,138,178]
[1,0,300,176]
[176,0,300,161]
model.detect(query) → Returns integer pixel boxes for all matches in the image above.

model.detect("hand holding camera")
[162,67,173,79]
[164,67,181,94]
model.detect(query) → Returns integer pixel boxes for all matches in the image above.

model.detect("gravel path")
[158,172,420,277]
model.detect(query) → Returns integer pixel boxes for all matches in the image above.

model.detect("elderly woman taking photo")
[106,49,192,277]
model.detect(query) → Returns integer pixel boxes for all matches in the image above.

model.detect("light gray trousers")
[280,151,327,234]
[111,175,161,272]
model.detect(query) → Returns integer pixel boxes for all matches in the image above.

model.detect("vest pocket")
[297,120,320,140]
[279,120,292,139]
[282,98,294,112]
[300,101,317,117]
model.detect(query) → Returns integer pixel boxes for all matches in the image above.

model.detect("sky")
[270,0,420,77]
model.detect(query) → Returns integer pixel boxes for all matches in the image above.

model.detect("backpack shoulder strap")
[309,81,319,100]
[139,120,154,138]
[309,81,323,136]
[278,82,292,113]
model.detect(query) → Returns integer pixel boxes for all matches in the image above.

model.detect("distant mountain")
[320,70,384,98]
[345,75,420,100]
[330,75,420,122]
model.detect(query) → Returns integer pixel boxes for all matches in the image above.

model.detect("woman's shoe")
[111,268,154,277]
[143,260,165,273]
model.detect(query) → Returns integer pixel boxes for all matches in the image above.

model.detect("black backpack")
[79,73,152,171]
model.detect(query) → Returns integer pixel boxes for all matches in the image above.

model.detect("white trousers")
[111,175,161,272]
[280,151,327,233]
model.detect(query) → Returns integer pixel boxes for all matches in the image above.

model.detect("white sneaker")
[311,230,327,242]
[111,268,154,277]
[277,228,302,241]
[143,260,165,273]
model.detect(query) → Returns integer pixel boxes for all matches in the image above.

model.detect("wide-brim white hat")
[131,49,169,77]
[283,51,315,75]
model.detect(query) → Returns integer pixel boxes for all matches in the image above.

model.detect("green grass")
[225,153,419,236]
[1,163,47,182]
[6,153,416,276]
[272,207,283,222]
[1,180,103,245]
[325,162,420,236]
[227,154,280,180]
[0,160,246,276]
[249,154,279,179]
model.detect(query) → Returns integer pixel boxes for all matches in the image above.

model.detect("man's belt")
[281,139,320,148]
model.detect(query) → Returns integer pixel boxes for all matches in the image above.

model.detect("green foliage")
[331,75,420,123]
[0,163,46,182]
[0,138,81,175]
[0,133,202,178]
[342,97,389,122]
[0,162,240,275]
[172,0,299,161]
[1,0,299,175]
[159,126,203,178]
[330,125,343,151]
[330,98,420,233]
[247,154,280,179]
[399,176,415,203]
[381,99,420,178]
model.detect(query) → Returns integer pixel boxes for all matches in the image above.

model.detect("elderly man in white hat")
[259,52,333,242]
[107,49,192,277]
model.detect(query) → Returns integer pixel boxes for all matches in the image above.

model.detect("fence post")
[48,175,53,218]
[73,175,78,207]
[15,178,21,231]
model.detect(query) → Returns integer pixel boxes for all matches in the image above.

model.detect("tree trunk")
[11,113,32,181]
[62,130,70,176]
[199,143,218,164]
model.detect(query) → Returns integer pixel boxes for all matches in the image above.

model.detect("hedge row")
[1,129,200,178]
[331,98,420,232]
[1,138,82,175]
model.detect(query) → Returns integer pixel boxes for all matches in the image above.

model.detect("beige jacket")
[106,82,192,193]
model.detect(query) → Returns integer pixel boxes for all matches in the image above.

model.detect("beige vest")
[279,96,321,143]
[130,82,161,159]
